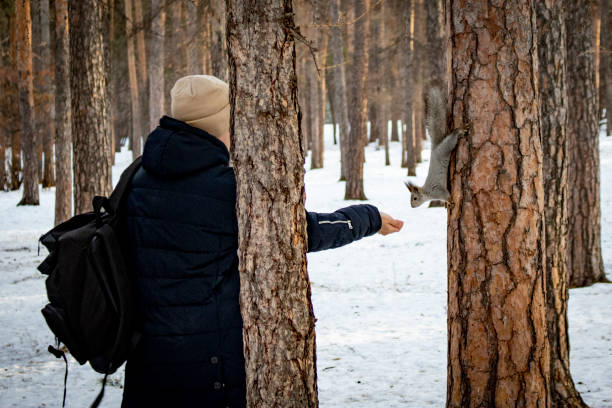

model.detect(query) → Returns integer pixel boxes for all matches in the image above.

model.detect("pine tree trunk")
[537,2,589,406]
[345,0,369,200]
[227,1,317,406]
[186,0,204,75]
[134,0,149,131]
[16,0,39,206]
[602,0,612,136]
[69,0,112,214]
[164,0,186,115]
[148,0,165,131]
[566,0,607,288]
[112,0,130,153]
[54,0,72,225]
[446,1,550,406]
[125,0,143,159]
[102,0,115,164]
[367,0,383,147]
[400,0,415,174]
[310,1,327,170]
[329,0,349,180]
[38,0,55,187]
[8,15,21,191]
[412,0,425,166]
[211,0,227,81]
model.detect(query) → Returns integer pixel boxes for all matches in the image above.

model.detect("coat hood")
[142,116,230,179]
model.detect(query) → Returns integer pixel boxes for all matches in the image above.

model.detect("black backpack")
[37,157,142,407]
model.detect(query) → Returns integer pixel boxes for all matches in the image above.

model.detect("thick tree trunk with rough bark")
[446,1,550,406]
[345,0,369,200]
[148,0,165,130]
[329,0,349,179]
[54,0,72,224]
[125,0,143,159]
[566,0,607,288]
[16,0,38,206]
[69,0,112,214]
[226,1,317,406]
[537,3,588,407]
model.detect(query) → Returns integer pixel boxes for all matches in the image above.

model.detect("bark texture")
[69,0,112,214]
[211,0,227,81]
[566,0,607,288]
[16,0,39,206]
[54,0,72,224]
[345,0,369,200]
[226,1,317,406]
[446,1,550,406]
[537,2,588,407]
[148,0,165,130]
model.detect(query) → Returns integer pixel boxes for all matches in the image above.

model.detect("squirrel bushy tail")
[425,86,447,147]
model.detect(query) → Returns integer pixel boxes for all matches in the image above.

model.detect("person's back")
[122,75,403,408]
[122,115,246,407]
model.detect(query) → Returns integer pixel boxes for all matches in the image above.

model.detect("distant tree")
[54,0,72,224]
[133,0,149,131]
[446,0,550,405]
[329,0,350,178]
[566,0,607,287]
[69,0,112,213]
[125,0,143,158]
[186,0,205,75]
[163,0,186,114]
[210,0,227,81]
[16,0,38,206]
[601,0,612,135]
[412,0,425,166]
[367,0,384,147]
[345,0,369,200]
[537,2,589,406]
[148,0,165,130]
[227,0,317,406]
[399,0,415,174]
[309,0,327,170]
[111,0,130,153]
[38,0,55,187]
[8,13,21,191]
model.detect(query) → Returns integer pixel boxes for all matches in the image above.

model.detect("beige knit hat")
[170,75,230,138]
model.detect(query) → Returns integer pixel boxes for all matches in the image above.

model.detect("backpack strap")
[108,156,143,213]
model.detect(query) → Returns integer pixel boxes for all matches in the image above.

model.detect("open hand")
[379,212,404,235]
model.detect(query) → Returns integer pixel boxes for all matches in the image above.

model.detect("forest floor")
[0,127,611,407]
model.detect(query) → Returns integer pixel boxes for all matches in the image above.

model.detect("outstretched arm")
[306,205,402,252]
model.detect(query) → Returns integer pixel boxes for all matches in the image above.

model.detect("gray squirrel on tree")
[405,86,469,207]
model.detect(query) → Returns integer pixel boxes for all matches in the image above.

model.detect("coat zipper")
[318,220,353,229]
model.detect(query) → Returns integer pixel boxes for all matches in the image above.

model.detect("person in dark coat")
[121,75,403,408]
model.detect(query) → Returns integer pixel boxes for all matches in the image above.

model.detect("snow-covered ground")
[0,127,611,407]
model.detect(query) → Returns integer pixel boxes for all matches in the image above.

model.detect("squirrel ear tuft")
[404,181,417,193]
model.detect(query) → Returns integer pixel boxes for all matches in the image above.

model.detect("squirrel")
[405,86,468,208]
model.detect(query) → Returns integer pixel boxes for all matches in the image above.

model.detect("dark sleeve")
[306,204,382,253]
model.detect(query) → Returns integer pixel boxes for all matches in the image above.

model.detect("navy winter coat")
[121,116,381,408]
